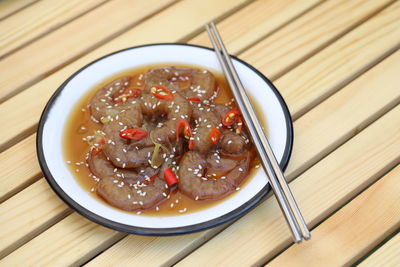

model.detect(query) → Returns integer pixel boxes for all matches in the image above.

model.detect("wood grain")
[0,2,400,264]
[8,63,399,265]
[0,213,125,266]
[176,105,400,266]
[1,0,399,264]
[0,0,37,21]
[285,49,400,179]
[0,0,252,152]
[0,0,176,102]
[0,134,38,202]
[0,0,331,200]
[240,0,395,80]
[273,1,400,118]
[0,179,70,258]
[359,233,400,267]
[268,165,400,267]
[189,0,323,54]
[0,0,320,104]
[1,0,398,152]
[0,0,107,58]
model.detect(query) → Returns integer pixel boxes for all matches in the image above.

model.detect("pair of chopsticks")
[205,22,310,243]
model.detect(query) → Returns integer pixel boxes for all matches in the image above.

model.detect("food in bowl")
[64,64,261,215]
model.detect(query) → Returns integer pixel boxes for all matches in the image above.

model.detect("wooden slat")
[0,0,37,21]
[285,49,400,179]
[0,213,125,266]
[0,0,255,258]
[0,0,107,59]
[0,2,400,262]
[7,51,399,266]
[0,179,70,258]
[188,0,323,54]
[272,1,400,118]
[0,134,38,202]
[0,0,330,200]
[359,233,400,267]
[0,0,394,181]
[0,0,252,151]
[1,0,398,152]
[176,105,400,266]
[0,212,224,266]
[240,0,395,80]
[0,0,177,102]
[0,0,322,104]
[268,165,400,267]
[1,0,399,203]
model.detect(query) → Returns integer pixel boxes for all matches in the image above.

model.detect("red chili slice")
[150,85,173,100]
[142,175,157,185]
[236,117,243,134]
[209,126,221,144]
[119,128,148,140]
[164,168,179,187]
[222,108,241,126]
[90,139,106,156]
[187,97,201,102]
[114,88,141,103]
[176,120,194,149]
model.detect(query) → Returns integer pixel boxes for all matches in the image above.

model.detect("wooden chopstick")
[205,22,310,243]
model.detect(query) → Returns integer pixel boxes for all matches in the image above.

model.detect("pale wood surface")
[8,48,398,267]
[0,0,107,58]
[0,0,399,265]
[268,165,400,266]
[0,0,177,102]
[0,0,37,21]
[359,233,400,267]
[175,103,400,266]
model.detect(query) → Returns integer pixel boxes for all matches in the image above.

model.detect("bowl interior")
[38,44,292,234]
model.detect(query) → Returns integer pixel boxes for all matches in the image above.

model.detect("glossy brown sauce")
[64,64,262,216]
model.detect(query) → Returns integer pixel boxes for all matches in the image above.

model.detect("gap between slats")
[266,164,400,266]
[265,163,400,264]
[0,0,319,105]
[174,104,400,266]
[0,0,398,264]
[2,44,399,266]
[1,0,398,202]
[0,0,38,21]
[0,0,180,104]
[0,0,397,154]
[0,0,111,60]
[358,230,400,266]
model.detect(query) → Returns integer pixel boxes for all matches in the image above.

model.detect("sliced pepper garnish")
[236,117,243,134]
[90,139,105,156]
[120,128,148,140]
[164,168,179,187]
[187,97,201,102]
[142,175,157,185]
[176,120,194,149]
[114,88,141,103]
[222,108,241,127]
[209,126,221,144]
[150,85,173,100]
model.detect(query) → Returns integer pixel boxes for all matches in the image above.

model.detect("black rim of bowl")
[36,43,294,236]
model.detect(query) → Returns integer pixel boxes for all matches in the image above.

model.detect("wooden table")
[1,0,399,266]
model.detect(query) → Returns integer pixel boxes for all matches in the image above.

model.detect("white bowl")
[37,43,293,235]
